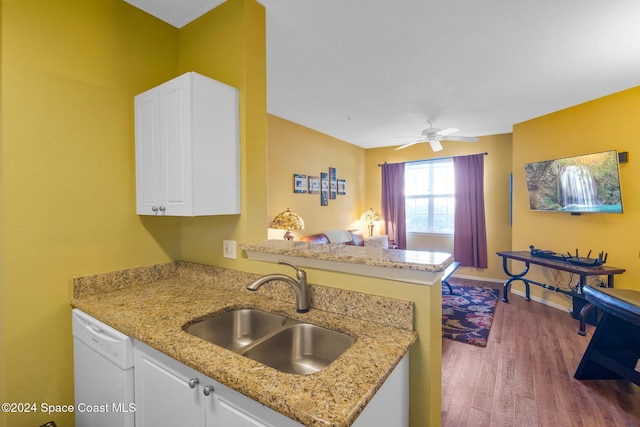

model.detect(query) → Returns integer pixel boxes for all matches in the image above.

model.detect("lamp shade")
[361,208,382,223]
[361,208,382,237]
[270,208,304,240]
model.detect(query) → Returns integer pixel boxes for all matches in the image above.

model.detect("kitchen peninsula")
[71,241,452,426]
[71,261,417,426]
[240,240,453,427]
[241,240,454,285]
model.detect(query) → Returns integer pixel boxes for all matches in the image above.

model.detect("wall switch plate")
[223,240,236,259]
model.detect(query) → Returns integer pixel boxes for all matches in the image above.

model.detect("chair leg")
[574,312,640,386]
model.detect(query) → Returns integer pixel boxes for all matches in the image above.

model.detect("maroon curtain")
[453,154,488,268]
[381,162,406,249]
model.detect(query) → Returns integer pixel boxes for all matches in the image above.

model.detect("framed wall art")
[329,167,337,199]
[293,174,307,193]
[308,176,320,194]
[338,179,346,195]
[320,172,329,206]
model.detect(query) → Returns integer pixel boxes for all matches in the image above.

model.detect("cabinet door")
[135,340,303,427]
[158,73,193,216]
[134,87,163,215]
[205,378,303,427]
[134,342,205,427]
[134,73,193,216]
[207,392,270,427]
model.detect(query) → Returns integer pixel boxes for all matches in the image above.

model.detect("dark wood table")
[496,251,626,335]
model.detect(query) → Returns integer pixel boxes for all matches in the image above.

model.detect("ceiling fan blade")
[395,140,426,150]
[435,127,459,137]
[429,140,443,152]
[441,136,479,143]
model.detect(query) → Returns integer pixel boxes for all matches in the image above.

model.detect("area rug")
[442,284,500,347]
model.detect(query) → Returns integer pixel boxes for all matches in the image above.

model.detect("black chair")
[574,286,640,386]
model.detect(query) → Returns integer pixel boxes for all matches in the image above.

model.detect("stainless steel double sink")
[184,309,355,375]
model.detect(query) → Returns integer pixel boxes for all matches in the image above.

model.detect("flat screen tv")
[524,150,623,214]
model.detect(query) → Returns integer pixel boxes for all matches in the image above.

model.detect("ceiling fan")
[394,119,479,152]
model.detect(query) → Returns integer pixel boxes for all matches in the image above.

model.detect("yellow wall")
[512,86,640,309]
[0,1,5,409]
[365,134,514,280]
[266,115,366,238]
[0,0,263,425]
[1,2,180,426]
[176,0,268,271]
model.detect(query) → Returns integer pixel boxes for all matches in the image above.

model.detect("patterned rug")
[442,283,500,347]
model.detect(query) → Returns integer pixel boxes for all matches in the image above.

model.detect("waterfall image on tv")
[524,150,623,213]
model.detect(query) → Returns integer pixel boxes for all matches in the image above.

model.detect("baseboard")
[450,273,504,284]
[509,289,570,313]
[450,274,571,314]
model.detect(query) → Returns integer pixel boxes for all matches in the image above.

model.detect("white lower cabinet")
[133,340,302,427]
[352,353,409,427]
[134,339,409,427]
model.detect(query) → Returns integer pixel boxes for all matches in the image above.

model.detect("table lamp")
[361,208,382,237]
[270,208,305,240]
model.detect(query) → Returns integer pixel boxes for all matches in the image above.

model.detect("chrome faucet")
[246,260,309,313]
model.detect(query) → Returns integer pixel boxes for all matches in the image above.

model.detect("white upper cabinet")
[134,72,240,216]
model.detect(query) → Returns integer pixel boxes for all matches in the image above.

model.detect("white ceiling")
[125,0,640,149]
[124,0,226,28]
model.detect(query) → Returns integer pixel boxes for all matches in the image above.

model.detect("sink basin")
[184,309,287,351]
[184,309,355,374]
[242,323,355,375]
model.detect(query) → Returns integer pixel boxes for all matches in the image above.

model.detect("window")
[405,159,455,234]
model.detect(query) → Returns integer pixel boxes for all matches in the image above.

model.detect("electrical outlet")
[223,240,236,259]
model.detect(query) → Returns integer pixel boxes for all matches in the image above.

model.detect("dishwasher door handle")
[72,309,133,369]
[79,318,126,345]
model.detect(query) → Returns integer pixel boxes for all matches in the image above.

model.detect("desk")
[497,251,626,335]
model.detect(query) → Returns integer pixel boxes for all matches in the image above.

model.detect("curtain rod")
[378,152,488,167]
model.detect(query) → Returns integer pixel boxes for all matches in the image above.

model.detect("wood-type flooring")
[442,278,640,427]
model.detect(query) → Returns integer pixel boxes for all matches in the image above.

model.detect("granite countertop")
[241,240,453,272]
[240,240,454,285]
[71,261,417,427]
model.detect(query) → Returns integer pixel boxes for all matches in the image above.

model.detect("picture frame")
[293,174,307,193]
[320,172,329,206]
[329,167,337,199]
[337,179,346,195]
[308,176,321,194]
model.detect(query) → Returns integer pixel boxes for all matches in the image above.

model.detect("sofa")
[300,229,393,249]
[300,229,365,246]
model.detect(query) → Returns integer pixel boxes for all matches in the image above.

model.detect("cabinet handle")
[152,206,159,212]
[188,378,199,389]
[203,385,214,396]
[159,206,166,212]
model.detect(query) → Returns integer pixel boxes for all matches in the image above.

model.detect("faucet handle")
[277,259,306,280]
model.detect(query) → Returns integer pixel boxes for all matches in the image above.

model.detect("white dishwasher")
[72,309,135,427]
